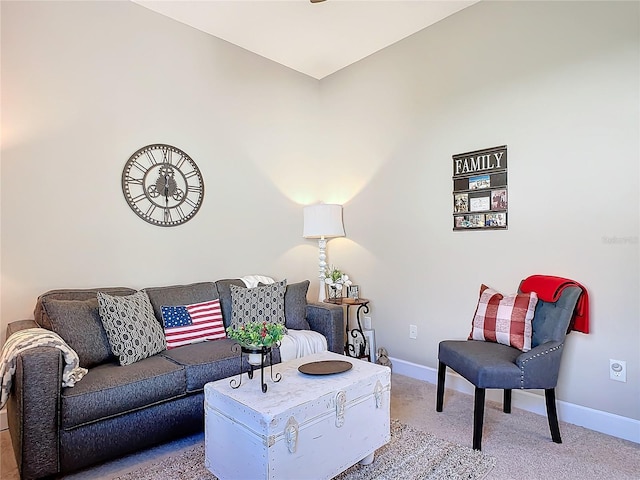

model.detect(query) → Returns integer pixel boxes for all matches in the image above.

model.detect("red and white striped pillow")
[161,299,226,349]
[469,284,538,352]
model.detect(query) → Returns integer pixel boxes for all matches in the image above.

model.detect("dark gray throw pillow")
[285,280,310,330]
[215,279,246,327]
[41,297,114,368]
[144,281,218,324]
[230,280,286,329]
[97,291,166,366]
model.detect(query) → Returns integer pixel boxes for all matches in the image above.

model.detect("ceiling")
[133,0,480,79]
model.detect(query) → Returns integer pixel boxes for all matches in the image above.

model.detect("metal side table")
[324,297,370,360]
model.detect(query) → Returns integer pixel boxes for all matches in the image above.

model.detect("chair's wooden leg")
[473,387,485,450]
[436,362,446,412]
[503,389,512,413]
[545,388,562,444]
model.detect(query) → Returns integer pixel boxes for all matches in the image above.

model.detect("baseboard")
[1,407,7,431]
[390,356,640,444]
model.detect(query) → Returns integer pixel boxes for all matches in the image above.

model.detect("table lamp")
[303,203,345,302]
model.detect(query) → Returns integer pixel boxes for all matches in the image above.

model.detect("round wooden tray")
[298,360,353,376]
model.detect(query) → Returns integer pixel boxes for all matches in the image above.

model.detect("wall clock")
[122,144,204,227]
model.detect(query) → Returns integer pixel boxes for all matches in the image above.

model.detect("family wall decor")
[452,145,508,231]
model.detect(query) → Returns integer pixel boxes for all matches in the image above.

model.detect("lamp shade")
[303,204,345,239]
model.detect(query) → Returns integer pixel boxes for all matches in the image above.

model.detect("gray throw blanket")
[0,328,88,409]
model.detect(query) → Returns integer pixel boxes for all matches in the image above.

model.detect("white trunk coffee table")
[204,351,391,480]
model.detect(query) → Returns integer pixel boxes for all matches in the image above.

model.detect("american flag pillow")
[469,284,538,352]
[161,299,226,349]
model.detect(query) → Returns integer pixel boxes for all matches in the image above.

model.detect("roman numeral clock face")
[122,144,204,227]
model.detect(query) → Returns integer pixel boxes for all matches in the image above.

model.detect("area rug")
[113,419,495,480]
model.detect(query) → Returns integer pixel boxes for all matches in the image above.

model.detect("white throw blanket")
[240,275,275,288]
[0,328,87,410]
[279,330,328,362]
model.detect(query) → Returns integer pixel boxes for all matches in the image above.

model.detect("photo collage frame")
[452,145,508,230]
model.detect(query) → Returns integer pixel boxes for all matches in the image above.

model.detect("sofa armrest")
[6,319,39,337]
[5,321,63,479]
[515,340,565,389]
[306,302,344,354]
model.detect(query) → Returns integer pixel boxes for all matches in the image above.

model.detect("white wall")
[1,0,325,329]
[321,0,639,422]
[1,0,638,427]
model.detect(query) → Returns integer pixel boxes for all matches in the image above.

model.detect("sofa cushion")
[97,291,167,366]
[40,297,114,368]
[285,280,311,330]
[161,299,226,349]
[60,355,186,429]
[144,282,218,323]
[34,287,136,331]
[159,338,280,392]
[215,279,246,327]
[469,284,538,352]
[230,280,287,329]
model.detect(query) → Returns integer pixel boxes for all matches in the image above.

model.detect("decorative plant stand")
[230,344,282,393]
[324,298,371,360]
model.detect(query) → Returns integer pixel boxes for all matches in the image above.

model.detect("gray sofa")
[5,279,344,480]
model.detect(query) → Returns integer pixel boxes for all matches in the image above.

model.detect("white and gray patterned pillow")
[230,280,286,329]
[97,291,166,366]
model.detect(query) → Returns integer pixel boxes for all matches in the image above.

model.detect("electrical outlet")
[610,359,627,382]
[409,324,418,339]
[363,316,372,330]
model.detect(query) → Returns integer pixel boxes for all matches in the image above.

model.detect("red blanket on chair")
[520,275,590,334]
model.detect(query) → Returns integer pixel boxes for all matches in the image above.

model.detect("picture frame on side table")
[347,285,359,299]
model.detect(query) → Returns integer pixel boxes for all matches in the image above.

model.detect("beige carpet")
[112,419,495,480]
[2,374,639,479]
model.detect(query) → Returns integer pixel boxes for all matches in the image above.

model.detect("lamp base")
[317,237,327,302]
[318,280,326,302]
